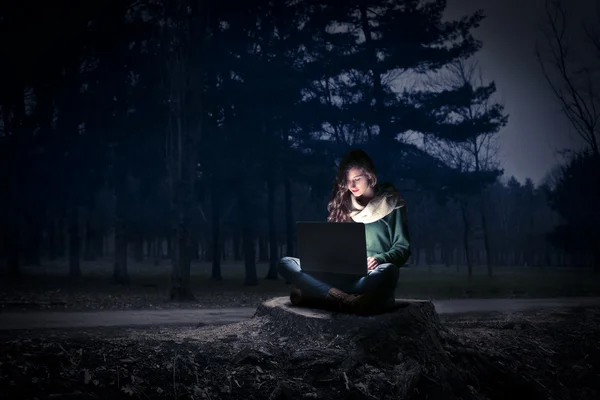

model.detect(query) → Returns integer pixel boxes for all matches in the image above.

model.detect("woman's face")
[346,167,370,197]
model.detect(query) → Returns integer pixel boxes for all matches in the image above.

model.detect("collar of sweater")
[349,183,405,224]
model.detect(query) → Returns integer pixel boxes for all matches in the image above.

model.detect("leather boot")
[289,288,328,309]
[326,288,364,313]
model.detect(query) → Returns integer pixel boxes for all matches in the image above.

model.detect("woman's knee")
[377,263,399,280]
[278,256,301,277]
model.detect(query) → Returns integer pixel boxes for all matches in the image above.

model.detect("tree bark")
[133,233,143,262]
[68,206,81,278]
[25,212,42,266]
[153,238,161,266]
[6,216,20,277]
[169,118,195,300]
[4,98,21,277]
[47,217,58,261]
[240,193,258,286]
[265,175,279,279]
[284,178,294,257]
[233,231,242,261]
[113,161,130,285]
[190,232,199,261]
[211,177,222,280]
[58,219,67,259]
[83,211,97,262]
[460,199,473,277]
[258,238,268,262]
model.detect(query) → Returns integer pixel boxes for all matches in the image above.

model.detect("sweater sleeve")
[374,206,411,267]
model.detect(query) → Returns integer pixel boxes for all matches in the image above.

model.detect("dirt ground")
[0,306,598,400]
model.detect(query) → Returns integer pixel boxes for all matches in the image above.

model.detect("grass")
[396,265,600,299]
[0,259,599,311]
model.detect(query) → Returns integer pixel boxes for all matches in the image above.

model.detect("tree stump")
[254,297,443,338]
[251,297,475,399]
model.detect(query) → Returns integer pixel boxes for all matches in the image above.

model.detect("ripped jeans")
[278,256,399,300]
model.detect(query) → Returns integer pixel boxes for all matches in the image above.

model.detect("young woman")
[278,149,411,315]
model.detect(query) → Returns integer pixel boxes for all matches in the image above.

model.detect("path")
[1,297,599,331]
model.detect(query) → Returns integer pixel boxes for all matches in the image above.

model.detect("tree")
[430,59,507,276]
[414,57,506,276]
[536,0,600,270]
[160,0,212,299]
[545,150,600,270]
[536,0,600,159]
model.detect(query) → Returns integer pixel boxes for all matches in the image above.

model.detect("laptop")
[296,222,368,277]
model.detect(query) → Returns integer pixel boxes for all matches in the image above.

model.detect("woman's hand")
[367,257,380,271]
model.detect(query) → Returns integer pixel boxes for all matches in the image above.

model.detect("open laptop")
[296,221,368,277]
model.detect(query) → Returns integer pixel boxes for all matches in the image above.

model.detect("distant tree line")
[0,0,597,299]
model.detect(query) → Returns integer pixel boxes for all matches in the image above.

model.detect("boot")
[326,288,364,313]
[289,288,328,309]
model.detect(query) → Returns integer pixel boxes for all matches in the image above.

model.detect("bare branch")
[536,0,600,156]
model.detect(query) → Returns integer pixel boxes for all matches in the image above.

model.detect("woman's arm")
[373,206,411,267]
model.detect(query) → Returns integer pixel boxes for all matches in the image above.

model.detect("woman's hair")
[327,149,377,222]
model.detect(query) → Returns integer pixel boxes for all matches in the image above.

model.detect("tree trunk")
[169,135,195,300]
[190,233,199,261]
[460,200,473,277]
[265,176,279,279]
[83,211,97,261]
[68,206,81,278]
[170,210,194,300]
[47,218,58,261]
[211,177,222,280]
[133,233,143,263]
[168,126,195,300]
[284,178,294,257]
[240,193,258,286]
[413,247,420,266]
[113,162,130,284]
[233,231,242,261]
[57,217,67,258]
[168,111,195,300]
[258,238,268,262]
[5,136,20,277]
[96,232,104,258]
[426,244,434,268]
[24,213,42,266]
[167,236,173,259]
[153,238,161,266]
[6,216,20,277]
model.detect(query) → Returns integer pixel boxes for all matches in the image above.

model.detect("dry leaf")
[83,369,91,384]
[121,385,135,395]
[193,385,207,398]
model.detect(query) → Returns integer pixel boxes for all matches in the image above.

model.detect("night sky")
[446,0,596,185]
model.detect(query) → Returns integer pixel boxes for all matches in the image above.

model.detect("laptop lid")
[296,221,367,276]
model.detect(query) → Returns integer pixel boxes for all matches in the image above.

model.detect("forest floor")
[0,260,599,311]
[0,306,598,400]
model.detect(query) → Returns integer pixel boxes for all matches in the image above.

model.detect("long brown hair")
[327,149,377,222]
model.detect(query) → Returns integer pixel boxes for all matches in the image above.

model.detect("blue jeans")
[278,257,399,299]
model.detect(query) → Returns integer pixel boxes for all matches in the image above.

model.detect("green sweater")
[365,206,411,266]
[348,183,411,267]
